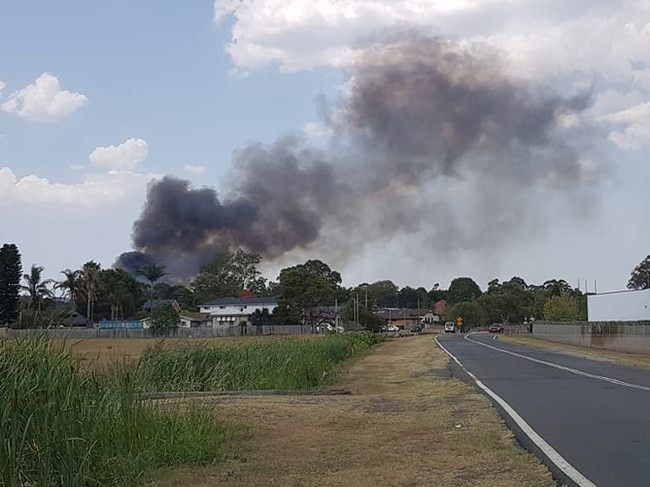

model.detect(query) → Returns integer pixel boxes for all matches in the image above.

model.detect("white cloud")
[601,102,650,150]
[89,138,149,170]
[183,164,207,175]
[215,0,650,151]
[0,80,5,98]
[0,167,157,209]
[214,1,646,74]
[1,73,88,122]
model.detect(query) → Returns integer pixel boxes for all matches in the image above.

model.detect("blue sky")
[1,0,649,292]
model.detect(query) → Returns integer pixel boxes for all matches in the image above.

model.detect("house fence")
[4,323,333,340]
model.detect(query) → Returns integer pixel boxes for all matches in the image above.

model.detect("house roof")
[375,308,430,320]
[434,299,447,310]
[180,312,212,322]
[201,296,277,307]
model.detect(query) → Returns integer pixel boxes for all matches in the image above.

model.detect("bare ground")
[147,334,556,487]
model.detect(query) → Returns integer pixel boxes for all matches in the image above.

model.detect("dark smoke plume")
[116,35,601,280]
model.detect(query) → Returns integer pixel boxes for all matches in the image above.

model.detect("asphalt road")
[437,332,650,487]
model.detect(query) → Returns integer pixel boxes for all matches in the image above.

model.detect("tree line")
[1,242,649,330]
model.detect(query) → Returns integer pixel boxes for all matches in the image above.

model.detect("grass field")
[1,333,379,487]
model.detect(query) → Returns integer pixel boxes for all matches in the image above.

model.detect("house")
[179,312,212,329]
[374,308,429,329]
[420,311,438,326]
[199,296,278,328]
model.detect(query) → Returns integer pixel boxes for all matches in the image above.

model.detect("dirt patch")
[149,335,556,487]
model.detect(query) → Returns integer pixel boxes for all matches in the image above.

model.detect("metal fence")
[533,321,650,354]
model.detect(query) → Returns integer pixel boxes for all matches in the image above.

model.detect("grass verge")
[149,335,558,487]
[1,333,382,487]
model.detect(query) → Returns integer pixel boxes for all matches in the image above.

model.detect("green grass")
[0,337,228,487]
[0,332,382,487]
[135,332,383,392]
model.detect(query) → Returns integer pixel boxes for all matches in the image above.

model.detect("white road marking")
[436,336,598,487]
[465,333,650,392]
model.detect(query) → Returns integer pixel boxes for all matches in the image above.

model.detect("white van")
[444,322,456,333]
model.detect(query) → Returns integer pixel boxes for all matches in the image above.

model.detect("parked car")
[488,323,504,333]
[384,324,399,333]
[444,322,456,333]
[410,324,422,334]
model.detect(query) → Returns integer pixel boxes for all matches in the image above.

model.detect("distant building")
[375,308,429,328]
[199,296,278,328]
[179,312,212,328]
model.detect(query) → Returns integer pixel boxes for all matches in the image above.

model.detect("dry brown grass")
[144,335,556,487]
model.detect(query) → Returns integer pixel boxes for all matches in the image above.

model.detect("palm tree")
[136,263,168,308]
[81,261,101,325]
[56,269,83,310]
[21,264,54,312]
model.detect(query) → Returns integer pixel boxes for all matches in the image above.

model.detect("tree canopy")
[275,259,343,328]
[543,295,583,321]
[628,255,650,290]
[447,277,482,305]
[148,302,180,333]
[192,249,267,302]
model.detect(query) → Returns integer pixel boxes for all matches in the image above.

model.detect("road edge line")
[435,336,598,487]
[464,332,650,392]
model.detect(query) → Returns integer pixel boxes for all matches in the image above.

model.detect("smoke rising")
[116,35,601,280]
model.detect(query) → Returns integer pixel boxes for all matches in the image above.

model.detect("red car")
[488,323,504,333]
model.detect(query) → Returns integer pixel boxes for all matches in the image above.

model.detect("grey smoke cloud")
[116,35,599,280]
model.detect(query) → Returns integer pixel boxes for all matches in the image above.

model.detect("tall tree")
[0,244,22,323]
[275,259,343,328]
[477,280,534,324]
[21,264,54,312]
[136,262,168,304]
[81,261,101,324]
[366,280,399,308]
[398,286,429,309]
[447,277,482,305]
[192,250,267,302]
[542,279,572,297]
[628,255,650,290]
[97,269,143,321]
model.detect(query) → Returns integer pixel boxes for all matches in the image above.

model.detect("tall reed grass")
[0,337,228,487]
[0,332,382,486]
[136,332,383,392]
